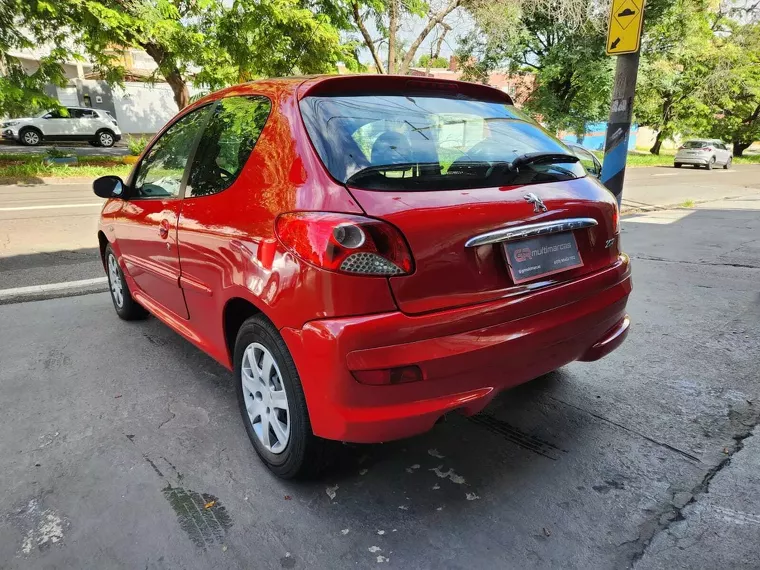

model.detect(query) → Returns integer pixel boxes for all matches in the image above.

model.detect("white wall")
[111,83,180,134]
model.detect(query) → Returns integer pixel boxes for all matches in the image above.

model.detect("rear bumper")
[675,156,709,165]
[282,255,632,443]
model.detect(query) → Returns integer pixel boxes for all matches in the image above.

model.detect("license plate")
[502,232,583,284]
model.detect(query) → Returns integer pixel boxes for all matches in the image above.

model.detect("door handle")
[159,219,170,239]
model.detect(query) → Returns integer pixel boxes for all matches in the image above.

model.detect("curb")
[0,278,109,306]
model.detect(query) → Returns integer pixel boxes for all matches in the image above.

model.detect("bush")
[127,136,150,156]
[46,147,74,159]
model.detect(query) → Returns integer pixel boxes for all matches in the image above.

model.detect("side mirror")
[93,175,125,199]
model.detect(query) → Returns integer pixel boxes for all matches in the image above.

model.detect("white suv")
[1,107,122,147]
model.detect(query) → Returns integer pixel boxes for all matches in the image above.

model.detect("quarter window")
[186,96,271,198]
[133,105,212,199]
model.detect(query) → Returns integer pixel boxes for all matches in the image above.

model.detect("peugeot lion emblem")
[524,193,548,213]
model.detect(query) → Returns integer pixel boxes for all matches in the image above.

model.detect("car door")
[718,143,730,164]
[77,109,99,137]
[112,104,212,319]
[63,108,86,138]
[176,96,271,350]
[39,109,68,137]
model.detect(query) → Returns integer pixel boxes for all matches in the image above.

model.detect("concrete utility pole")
[601,0,645,207]
[600,52,641,206]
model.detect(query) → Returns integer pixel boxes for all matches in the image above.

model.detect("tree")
[417,54,448,68]
[4,0,355,114]
[457,0,614,134]
[349,0,462,74]
[706,21,760,155]
[634,0,722,154]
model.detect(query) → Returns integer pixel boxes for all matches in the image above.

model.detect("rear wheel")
[105,244,147,320]
[706,156,715,170]
[724,156,732,169]
[234,315,331,479]
[97,129,115,148]
[19,128,42,146]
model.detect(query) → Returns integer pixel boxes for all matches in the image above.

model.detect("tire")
[104,244,147,320]
[674,163,682,168]
[234,314,331,479]
[19,127,42,146]
[724,157,732,169]
[97,129,116,148]
[706,157,715,170]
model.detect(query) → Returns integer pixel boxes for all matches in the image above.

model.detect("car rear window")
[682,141,711,148]
[299,95,585,191]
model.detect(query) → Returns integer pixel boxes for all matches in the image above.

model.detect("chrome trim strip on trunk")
[464,217,598,248]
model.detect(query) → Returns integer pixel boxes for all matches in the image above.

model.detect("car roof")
[189,74,514,108]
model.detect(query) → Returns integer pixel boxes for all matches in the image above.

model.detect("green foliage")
[127,136,150,156]
[417,54,448,68]
[458,1,614,134]
[634,0,721,153]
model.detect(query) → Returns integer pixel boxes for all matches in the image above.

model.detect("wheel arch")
[97,230,109,270]
[223,296,280,367]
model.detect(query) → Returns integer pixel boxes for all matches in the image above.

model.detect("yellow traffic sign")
[606,0,645,55]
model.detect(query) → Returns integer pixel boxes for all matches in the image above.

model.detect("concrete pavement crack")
[158,402,176,430]
[546,395,701,463]
[632,254,760,270]
[623,424,759,568]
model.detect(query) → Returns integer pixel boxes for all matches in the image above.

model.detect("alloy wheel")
[100,132,114,147]
[241,342,290,454]
[107,253,124,308]
[23,131,40,145]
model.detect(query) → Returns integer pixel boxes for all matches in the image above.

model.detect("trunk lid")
[349,176,619,315]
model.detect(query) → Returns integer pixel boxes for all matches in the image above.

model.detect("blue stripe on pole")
[601,131,629,185]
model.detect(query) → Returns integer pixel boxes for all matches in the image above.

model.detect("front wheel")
[235,315,331,479]
[724,157,732,170]
[19,128,42,146]
[104,245,147,320]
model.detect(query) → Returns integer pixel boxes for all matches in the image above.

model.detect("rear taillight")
[704,147,713,152]
[275,212,414,276]
[612,200,620,234]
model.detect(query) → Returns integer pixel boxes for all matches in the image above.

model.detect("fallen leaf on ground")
[204,500,216,509]
[543,527,551,537]
[284,495,292,500]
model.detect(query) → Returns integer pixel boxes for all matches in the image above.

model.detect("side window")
[133,105,211,199]
[44,109,69,119]
[186,96,271,198]
[572,146,601,177]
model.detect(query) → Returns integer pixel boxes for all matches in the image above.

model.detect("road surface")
[0,191,758,568]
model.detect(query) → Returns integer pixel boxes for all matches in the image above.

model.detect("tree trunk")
[399,0,461,75]
[388,0,398,74]
[650,130,665,155]
[143,42,189,110]
[732,140,751,157]
[351,1,385,73]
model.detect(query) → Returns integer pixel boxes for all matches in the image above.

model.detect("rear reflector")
[353,365,423,385]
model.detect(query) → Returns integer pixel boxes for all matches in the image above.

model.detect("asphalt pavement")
[2,165,759,298]
[1,190,758,568]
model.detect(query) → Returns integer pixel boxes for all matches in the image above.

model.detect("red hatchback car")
[94,75,631,478]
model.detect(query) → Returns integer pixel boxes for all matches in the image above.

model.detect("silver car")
[674,139,732,170]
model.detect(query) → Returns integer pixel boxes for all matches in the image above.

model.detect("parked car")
[674,139,732,169]
[566,142,603,178]
[94,76,632,478]
[1,107,122,147]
